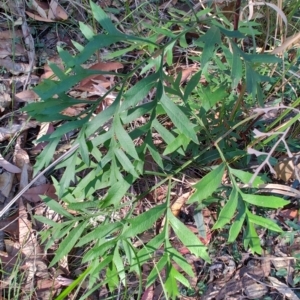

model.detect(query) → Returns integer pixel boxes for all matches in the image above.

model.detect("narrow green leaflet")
[200,85,228,111]
[82,241,116,263]
[114,148,139,177]
[90,1,120,35]
[152,119,185,156]
[122,204,166,238]
[168,211,210,262]
[168,264,190,289]
[198,26,221,67]
[121,72,158,111]
[107,260,119,291]
[163,133,190,155]
[247,211,282,232]
[245,63,258,98]
[134,232,165,267]
[33,137,60,175]
[184,71,202,102]
[79,21,95,40]
[85,96,119,137]
[145,133,164,169]
[165,240,194,277]
[242,193,289,208]
[51,119,87,138]
[231,44,242,88]
[114,116,139,160]
[101,176,133,207]
[58,153,78,197]
[113,246,126,286]
[56,265,92,300]
[244,221,262,254]
[228,201,246,243]
[244,53,281,64]
[79,130,90,166]
[213,188,238,230]
[160,93,198,143]
[230,168,264,187]
[165,264,180,299]
[34,215,58,227]
[147,254,168,287]
[49,220,87,267]
[89,255,113,281]
[42,196,74,219]
[77,222,122,247]
[188,163,225,204]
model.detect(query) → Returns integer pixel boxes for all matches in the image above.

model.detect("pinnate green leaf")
[188,163,225,204]
[49,220,87,267]
[244,221,262,254]
[230,168,264,187]
[160,93,198,143]
[42,196,74,219]
[213,188,238,229]
[90,1,120,35]
[122,204,166,238]
[114,117,139,160]
[228,202,246,243]
[247,211,282,232]
[242,193,288,208]
[168,212,210,262]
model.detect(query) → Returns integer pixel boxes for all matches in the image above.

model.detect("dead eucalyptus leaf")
[272,31,300,54]
[268,276,299,300]
[274,156,300,182]
[0,154,21,173]
[0,171,14,197]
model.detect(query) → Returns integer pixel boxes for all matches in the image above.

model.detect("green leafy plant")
[23,0,297,298]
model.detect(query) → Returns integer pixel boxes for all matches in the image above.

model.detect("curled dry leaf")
[268,276,299,300]
[0,40,26,58]
[0,57,31,75]
[0,30,23,39]
[0,91,11,112]
[0,171,14,197]
[23,183,58,203]
[0,121,38,142]
[274,156,300,182]
[171,192,191,216]
[272,31,300,54]
[14,89,39,103]
[0,154,21,173]
[26,0,68,22]
[77,61,123,91]
[48,0,68,20]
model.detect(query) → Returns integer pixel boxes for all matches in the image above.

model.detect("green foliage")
[24,0,297,298]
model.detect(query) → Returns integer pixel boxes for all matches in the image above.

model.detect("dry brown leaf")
[0,57,31,75]
[0,213,19,237]
[0,30,23,39]
[0,91,11,112]
[14,90,39,102]
[30,0,48,19]
[274,156,299,182]
[0,154,21,173]
[0,171,14,197]
[141,286,154,300]
[23,183,57,203]
[48,0,68,20]
[0,121,38,142]
[77,61,123,91]
[25,11,55,22]
[272,31,300,54]
[0,40,26,58]
[268,276,299,300]
[171,191,192,217]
